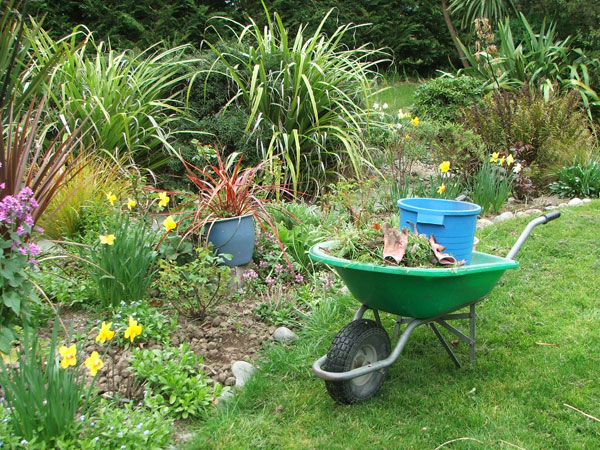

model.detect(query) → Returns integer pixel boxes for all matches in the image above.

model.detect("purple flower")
[295,273,304,284]
[265,276,276,285]
[28,243,41,256]
[259,260,269,267]
[274,264,284,274]
[241,269,259,280]
[16,226,26,236]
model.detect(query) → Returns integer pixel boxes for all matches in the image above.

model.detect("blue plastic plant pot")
[397,198,481,265]
[205,214,255,266]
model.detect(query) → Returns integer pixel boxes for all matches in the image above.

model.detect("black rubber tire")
[323,319,391,404]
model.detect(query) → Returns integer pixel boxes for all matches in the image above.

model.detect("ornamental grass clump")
[205,4,388,195]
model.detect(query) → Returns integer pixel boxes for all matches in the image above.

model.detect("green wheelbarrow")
[309,211,560,404]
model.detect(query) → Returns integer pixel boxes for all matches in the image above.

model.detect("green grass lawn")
[375,81,419,112]
[187,202,600,449]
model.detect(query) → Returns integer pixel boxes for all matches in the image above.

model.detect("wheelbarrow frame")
[310,212,560,396]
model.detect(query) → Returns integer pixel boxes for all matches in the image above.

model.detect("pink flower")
[241,269,259,280]
[295,273,304,284]
[265,276,276,285]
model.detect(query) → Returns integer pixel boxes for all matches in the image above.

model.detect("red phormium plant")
[0,97,88,239]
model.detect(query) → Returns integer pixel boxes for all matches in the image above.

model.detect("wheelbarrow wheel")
[324,319,391,404]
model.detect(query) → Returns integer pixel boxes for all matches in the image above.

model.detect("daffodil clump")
[81,192,178,308]
[58,317,143,378]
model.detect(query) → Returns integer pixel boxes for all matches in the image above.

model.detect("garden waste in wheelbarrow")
[309,211,560,404]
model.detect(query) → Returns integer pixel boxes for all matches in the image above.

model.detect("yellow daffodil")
[411,117,420,127]
[158,192,170,208]
[106,192,117,206]
[506,154,515,165]
[439,161,451,173]
[85,351,103,377]
[95,321,115,344]
[163,215,177,232]
[498,155,506,166]
[405,134,411,140]
[437,184,446,195]
[490,152,499,163]
[124,317,142,343]
[127,198,137,211]
[99,234,115,246]
[59,344,77,369]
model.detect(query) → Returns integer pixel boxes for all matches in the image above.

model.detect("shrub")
[154,247,231,320]
[412,76,485,122]
[206,6,388,195]
[549,160,600,198]
[131,344,226,420]
[462,87,596,185]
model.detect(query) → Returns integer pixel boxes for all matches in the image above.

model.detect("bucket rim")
[397,197,481,215]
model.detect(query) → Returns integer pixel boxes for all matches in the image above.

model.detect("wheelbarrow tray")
[309,241,519,319]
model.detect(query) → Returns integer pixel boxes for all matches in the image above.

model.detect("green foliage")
[456,12,600,118]
[35,261,95,309]
[420,120,486,177]
[31,27,190,170]
[0,322,98,445]
[449,0,516,30]
[470,159,515,214]
[29,0,227,51]
[131,344,226,420]
[155,247,231,320]
[549,160,600,198]
[412,76,485,122]
[0,1,62,121]
[107,300,178,347]
[206,5,388,195]
[80,211,159,309]
[461,87,596,184]
[75,400,174,449]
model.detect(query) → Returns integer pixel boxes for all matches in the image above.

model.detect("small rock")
[225,376,236,386]
[224,347,236,353]
[583,198,592,204]
[231,361,256,387]
[212,317,222,327]
[545,205,558,210]
[171,336,180,346]
[492,212,514,223]
[193,328,203,339]
[516,211,528,218]
[507,197,517,203]
[476,218,494,229]
[568,198,583,206]
[207,341,217,350]
[113,375,122,385]
[559,203,568,208]
[150,289,160,298]
[249,333,257,341]
[217,391,234,409]
[217,373,227,383]
[209,349,218,357]
[525,208,542,216]
[273,327,298,343]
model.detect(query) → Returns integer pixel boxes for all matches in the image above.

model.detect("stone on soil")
[274,327,298,343]
[231,361,256,387]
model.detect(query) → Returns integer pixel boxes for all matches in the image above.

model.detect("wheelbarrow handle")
[506,211,561,260]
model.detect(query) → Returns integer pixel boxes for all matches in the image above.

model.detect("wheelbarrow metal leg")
[353,305,382,327]
[429,323,461,368]
[470,304,476,362]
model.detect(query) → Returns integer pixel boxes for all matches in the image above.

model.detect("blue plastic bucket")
[397,198,481,265]
[205,214,255,266]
